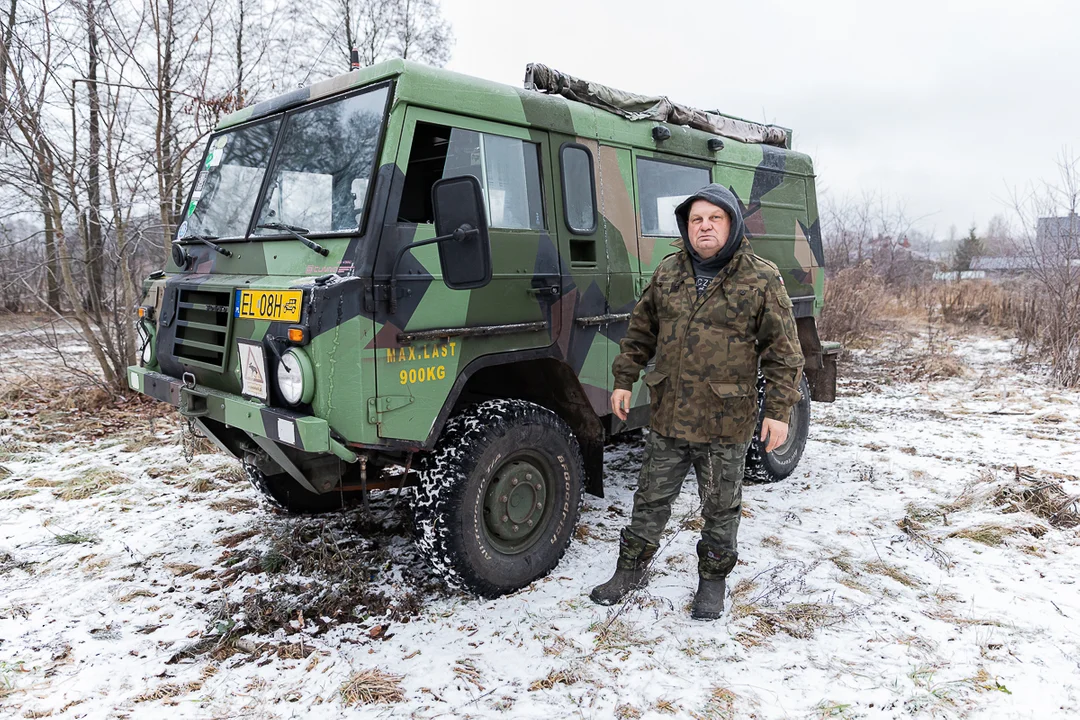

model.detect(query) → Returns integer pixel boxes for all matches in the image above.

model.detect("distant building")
[1036,213,1078,259]
[970,256,1039,273]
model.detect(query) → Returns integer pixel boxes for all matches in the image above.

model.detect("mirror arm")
[387,226,479,314]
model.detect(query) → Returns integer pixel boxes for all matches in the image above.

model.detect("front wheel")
[414,399,584,598]
[745,374,811,483]
[244,463,347,514]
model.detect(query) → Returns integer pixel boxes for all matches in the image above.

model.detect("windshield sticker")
[177,220,189,238]
[194,171,208,194]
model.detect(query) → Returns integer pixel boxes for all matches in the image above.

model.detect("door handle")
[526,285,560,296]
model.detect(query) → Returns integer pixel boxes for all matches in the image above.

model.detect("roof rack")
[523,63,790,149]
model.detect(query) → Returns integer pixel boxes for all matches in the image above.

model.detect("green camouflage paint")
[131,59,828,491]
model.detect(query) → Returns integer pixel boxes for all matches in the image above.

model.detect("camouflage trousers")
[625,431,748,579]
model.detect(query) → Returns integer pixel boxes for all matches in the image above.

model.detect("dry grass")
[589,618,660,651]
[52,530,95,545]
[863,560,923,588]
[132,680,202,703]
[0,488,36,500]
[188,476,214,493]
[735,602,841,641]
[118,589,156,602]
[216,529,257,548]
[993,472,1080,529]
[452,659,484,690]
[819,263,890,345]
[615,704,644,720]
[692,686,737,720]
[207,497,258,513]
[24,477,62,488]
[53,469,127,500]
[528,667,584,691]
[902,353,968,381]
[217,463,246,484]
[338,668,404,706]
[654,699,679,714]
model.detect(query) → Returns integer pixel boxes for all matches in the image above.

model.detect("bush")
[818,263,888,345]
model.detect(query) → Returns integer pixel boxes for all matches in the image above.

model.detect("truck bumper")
[127,366,355,463]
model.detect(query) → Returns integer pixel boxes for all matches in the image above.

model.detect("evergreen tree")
[953,225,983,271]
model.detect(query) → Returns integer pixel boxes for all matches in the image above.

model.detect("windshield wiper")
[255,222,329,257]
[177,234,233,257]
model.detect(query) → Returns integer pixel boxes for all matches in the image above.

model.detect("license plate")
[234,289,303,322]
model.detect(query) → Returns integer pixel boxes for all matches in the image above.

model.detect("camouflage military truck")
[128,59,838,597]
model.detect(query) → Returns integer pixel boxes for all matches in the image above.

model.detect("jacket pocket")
[643,370,668,423]
[708,381,758,440]
[708,381,753,399]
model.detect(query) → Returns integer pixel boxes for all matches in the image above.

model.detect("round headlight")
[276,348,313,405]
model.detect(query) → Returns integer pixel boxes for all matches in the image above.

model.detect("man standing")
[590,183,804,620]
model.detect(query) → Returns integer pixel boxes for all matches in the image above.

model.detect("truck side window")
[636,157,710,236]
[400,122,545,230]
[560,144,596,234]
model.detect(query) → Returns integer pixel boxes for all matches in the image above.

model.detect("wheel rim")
[482,454,553,555]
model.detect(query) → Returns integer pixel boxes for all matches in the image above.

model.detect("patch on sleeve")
[776,273,785,286]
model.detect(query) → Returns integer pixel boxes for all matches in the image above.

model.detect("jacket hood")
[674,184,745,270]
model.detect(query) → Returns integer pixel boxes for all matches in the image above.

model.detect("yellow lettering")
[408,347,416,361]
[397,364,449,385]
[449,342,456,356]
[397,348,406,362]
[440,344,448,357]
[423,345,430,359]
[386,348,395,363]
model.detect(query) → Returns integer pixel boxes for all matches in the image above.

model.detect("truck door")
[372,108,562,442]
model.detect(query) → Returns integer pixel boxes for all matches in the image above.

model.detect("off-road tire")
[745,374,811,484]
[244,463,347,515]
[414,399,585,598]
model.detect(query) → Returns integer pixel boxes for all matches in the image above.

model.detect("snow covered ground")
[1,321,1079,719]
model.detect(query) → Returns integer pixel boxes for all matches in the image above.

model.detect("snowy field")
[1,319,1079,719]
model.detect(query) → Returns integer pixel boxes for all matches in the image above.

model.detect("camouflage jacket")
[612,238,804,444]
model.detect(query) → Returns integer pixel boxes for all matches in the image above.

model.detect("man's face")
[687,199,731,259]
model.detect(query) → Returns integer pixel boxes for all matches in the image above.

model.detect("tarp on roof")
[524,63,790,149]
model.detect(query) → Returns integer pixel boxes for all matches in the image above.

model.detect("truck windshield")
[179,84,389,242]
[254,85,389,236]
[181,118,281,240]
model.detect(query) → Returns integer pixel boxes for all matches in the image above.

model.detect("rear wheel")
[414,399,584,597]
[745,374,811,483]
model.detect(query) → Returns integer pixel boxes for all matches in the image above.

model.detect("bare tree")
[1011,151,1080,386]
[821,190,929,284]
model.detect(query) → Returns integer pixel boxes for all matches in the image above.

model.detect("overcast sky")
[439,0,1078,239]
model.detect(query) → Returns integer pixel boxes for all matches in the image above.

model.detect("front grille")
[172,287,233,371]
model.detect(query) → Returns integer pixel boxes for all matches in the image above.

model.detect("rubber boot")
[590,529,658,606]
[692,539,736,620]
[691,576,727,620]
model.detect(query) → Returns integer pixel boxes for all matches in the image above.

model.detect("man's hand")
[611,389,632,421]
[761,417,789,453]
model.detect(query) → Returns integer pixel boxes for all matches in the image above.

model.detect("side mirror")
[432,175,492,290]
